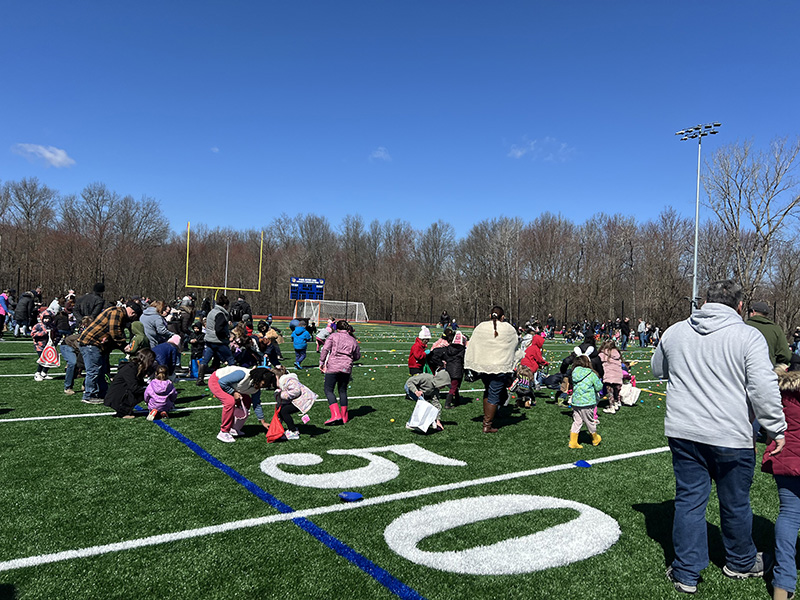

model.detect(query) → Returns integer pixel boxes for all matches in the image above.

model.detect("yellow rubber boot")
[569,432,583,449]
[592,433,602,446]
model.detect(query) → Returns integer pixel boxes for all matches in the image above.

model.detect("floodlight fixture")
[675,121,722,311]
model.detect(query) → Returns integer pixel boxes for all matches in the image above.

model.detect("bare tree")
[703,137,800,307]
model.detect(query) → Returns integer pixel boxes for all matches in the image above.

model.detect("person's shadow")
[633,500,780,573]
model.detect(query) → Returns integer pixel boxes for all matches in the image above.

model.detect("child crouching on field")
[568,355,603,448]
[146,365,178,421]
[404,369,450,431]
[274,365,318,440]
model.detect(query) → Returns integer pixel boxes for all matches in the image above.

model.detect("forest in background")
[2,138,799,331]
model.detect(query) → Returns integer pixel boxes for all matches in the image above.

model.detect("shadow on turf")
[633,501,777,574]
[0,356,23,361]
[0,584,17,599]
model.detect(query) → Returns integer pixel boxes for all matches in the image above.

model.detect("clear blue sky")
[2,1,798,237]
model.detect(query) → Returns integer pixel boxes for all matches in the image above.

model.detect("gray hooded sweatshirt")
[651,302,785,449]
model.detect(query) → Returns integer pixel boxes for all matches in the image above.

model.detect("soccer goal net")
[293,299,369,323]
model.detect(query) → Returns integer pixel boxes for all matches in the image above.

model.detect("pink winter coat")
[599,348,623,385]
[319,330,362,374]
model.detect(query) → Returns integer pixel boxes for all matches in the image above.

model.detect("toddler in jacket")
[568,355,603,448]
[146,365,178,421]
[762,360,800,600]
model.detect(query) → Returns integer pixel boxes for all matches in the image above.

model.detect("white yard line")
[0,445,670,572]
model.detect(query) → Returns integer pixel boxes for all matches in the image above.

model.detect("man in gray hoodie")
[652,279,786,594]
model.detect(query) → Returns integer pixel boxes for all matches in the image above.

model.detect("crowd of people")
[7,280,800,598]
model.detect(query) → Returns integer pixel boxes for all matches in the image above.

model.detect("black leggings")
[279,403,300,431]
[324,372,351,407]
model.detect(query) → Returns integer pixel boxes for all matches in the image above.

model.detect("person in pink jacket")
[599,340,624,414]
[319,320,361,425]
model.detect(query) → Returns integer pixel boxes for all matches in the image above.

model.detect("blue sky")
[2,1,798,238]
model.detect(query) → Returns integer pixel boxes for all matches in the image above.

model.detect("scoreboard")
[290,277,325,300]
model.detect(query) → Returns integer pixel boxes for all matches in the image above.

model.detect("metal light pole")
[675,122,721,310]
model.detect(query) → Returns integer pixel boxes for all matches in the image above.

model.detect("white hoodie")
[652,302,785,448]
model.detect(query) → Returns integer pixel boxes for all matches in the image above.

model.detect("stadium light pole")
[675,122,721,310]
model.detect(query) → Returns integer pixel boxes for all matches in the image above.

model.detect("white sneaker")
[284,430,300,440]
[603,406,617,414]
[216,431,236,443]
[230,428,242,437]
[43,375,54,380]
[33,373,44,382]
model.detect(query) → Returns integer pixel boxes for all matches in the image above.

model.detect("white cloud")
[210,147,219,153]
[12,143,76,168]
[507,137,575,163]
[369,146,392,162]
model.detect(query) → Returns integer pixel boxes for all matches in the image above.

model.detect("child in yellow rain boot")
[568,354,603,448]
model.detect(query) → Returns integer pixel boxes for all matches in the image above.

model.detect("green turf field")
[0,323,784,599]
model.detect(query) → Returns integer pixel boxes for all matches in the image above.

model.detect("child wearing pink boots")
[146,365,178,421]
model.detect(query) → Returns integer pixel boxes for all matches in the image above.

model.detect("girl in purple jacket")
[146,365,178,421]
[319,320,361,425]
[763,360,800,600]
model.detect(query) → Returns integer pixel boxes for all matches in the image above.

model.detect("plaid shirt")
[77,306,128,350]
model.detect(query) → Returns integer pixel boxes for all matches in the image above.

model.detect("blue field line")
[155,420,427,600]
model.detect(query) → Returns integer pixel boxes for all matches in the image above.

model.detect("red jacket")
[521,335,548,373]
[763,370,800,477]
[408,338,428,370]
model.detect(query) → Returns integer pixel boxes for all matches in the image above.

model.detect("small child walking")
[32,309,58,381]
[599,340,624,414]
[146,364,178,421]
[568,355,603,448]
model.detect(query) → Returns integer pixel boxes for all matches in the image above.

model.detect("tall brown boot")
[482,399,498,433]
[445,393,455,409]
[196,364,207,387]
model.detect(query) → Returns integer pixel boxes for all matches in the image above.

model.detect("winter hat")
[419,326,431,340]
[93,282,105,294]
[453,331,466,346]
[751,301,770,314]
[126,300,143,319]
[168,334,182,347]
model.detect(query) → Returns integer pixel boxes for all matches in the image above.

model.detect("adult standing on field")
[637,318,647,347]
[464,305,520,433]
[652,279,787,595]
[78,301,143,404]
[746,301,792,367]
[140,300,172,348]
[319,320,361,425]
[73,283,106,322]
[196,294,235,386]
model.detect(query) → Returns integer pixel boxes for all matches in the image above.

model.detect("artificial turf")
[0,323,786,599]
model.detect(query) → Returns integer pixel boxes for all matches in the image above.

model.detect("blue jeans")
[773,475,800,593]
[669,437,757,585]
[639,332,646,347]
[79,345,110,400]
[295,347,307,367]
[480,373,510,406]
[620,334,628,351]
[60,344,79,391]
[200,342,235,367]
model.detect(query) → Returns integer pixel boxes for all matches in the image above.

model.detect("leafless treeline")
[2,138,799,331]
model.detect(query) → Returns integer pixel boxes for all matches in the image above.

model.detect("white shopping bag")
[406,398,439,433]
[619,383,642,406]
